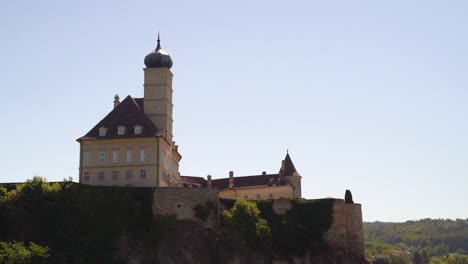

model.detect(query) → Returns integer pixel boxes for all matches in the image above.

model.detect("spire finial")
[287,148,289,154]
[156,31,161,50]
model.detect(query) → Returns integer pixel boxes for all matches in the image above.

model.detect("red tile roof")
[180,174,286,190]
[77,95,157,141]
[179,176,207,188]
[180,153,298,190]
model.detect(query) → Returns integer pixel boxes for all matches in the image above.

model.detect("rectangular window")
[140,149,147,162]
[117,126,126,135]
[84,172,90,181]
[113,151,119,163]
[84,152,91,164]
[140,170,146,180]
[98,171,104,181]
[126,150,133,162]
[99,151,105,164]
[134,126,142,135]
[126,170,132,180]
[112,171,119,181]
[99,127,107,136]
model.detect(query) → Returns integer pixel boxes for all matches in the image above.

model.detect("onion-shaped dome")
[144,33,173,69]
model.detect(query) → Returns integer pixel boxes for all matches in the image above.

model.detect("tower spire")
[156,31,161,51]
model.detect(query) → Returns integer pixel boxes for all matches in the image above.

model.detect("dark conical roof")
[279,153,300,176]
[144,33,173,69]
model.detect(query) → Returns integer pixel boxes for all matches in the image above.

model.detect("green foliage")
[365,219,468,264]
[222,199,272,252]
[366,241,401,258]
[193,200,214,222]
[430,253,468,264]
[0,177,155,264]
[256,198,335,257]
[0,241,49,264]
[221,198,335,257]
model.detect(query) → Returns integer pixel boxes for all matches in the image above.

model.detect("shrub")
[222,199,272,252]
[0,241,49,264]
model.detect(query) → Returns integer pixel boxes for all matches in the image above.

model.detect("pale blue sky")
[1,0,467,221]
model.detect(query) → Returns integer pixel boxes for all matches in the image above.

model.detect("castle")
[77,35,301,199]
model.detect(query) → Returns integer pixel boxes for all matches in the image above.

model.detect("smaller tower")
[279,152,302,198]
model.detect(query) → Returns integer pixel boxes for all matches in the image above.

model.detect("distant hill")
[364,219,468,263]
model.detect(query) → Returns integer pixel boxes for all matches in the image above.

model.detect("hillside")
[364,219,468,264]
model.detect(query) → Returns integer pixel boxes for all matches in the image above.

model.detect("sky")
[0,0,467,222]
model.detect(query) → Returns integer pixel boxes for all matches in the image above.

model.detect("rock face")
[157,221,217,264]
[147,221,367,264]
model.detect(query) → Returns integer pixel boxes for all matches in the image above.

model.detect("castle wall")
[323,199,365,260]
[345,202,365,256]
[152,188,219,228]
[219,185,293,200]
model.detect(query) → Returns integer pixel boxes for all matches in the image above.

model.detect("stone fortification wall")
[152,188,219,228]
[323,199,365,260]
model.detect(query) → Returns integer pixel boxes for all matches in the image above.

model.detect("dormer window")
[117,126,126,135]
[134,125,143,135]
[99,127,108,136]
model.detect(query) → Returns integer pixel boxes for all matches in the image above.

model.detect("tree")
[222,199,272,252]
[345,190,354,203]
[413,251,422,264]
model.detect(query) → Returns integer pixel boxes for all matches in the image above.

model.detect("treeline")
[364,219,468,264]
[0,177,157,263]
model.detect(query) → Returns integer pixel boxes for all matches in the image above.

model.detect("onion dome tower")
[144,32,173,69]
[143,33,175,143]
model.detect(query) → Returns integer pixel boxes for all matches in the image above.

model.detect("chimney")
[207,175,212,188]
[113,94,120,108]
[262,171,267,175]
[229,171,234,189]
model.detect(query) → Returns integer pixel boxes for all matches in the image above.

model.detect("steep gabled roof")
[77,95,157,141]
[279,153,300,176]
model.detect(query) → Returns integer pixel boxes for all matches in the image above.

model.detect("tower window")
[99,127,107,136]
[140,149,147,162]
[126,170,132,180]
[140,170,146,180]
[84,172,90,181]
[112,171,119,181]
[134,125,143,135]
[113,151,119,163]
[99,151,105,164]
[126,150,133,162]
[98,172,105,181]
[117,126,126,135]
[83,152,91,164]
